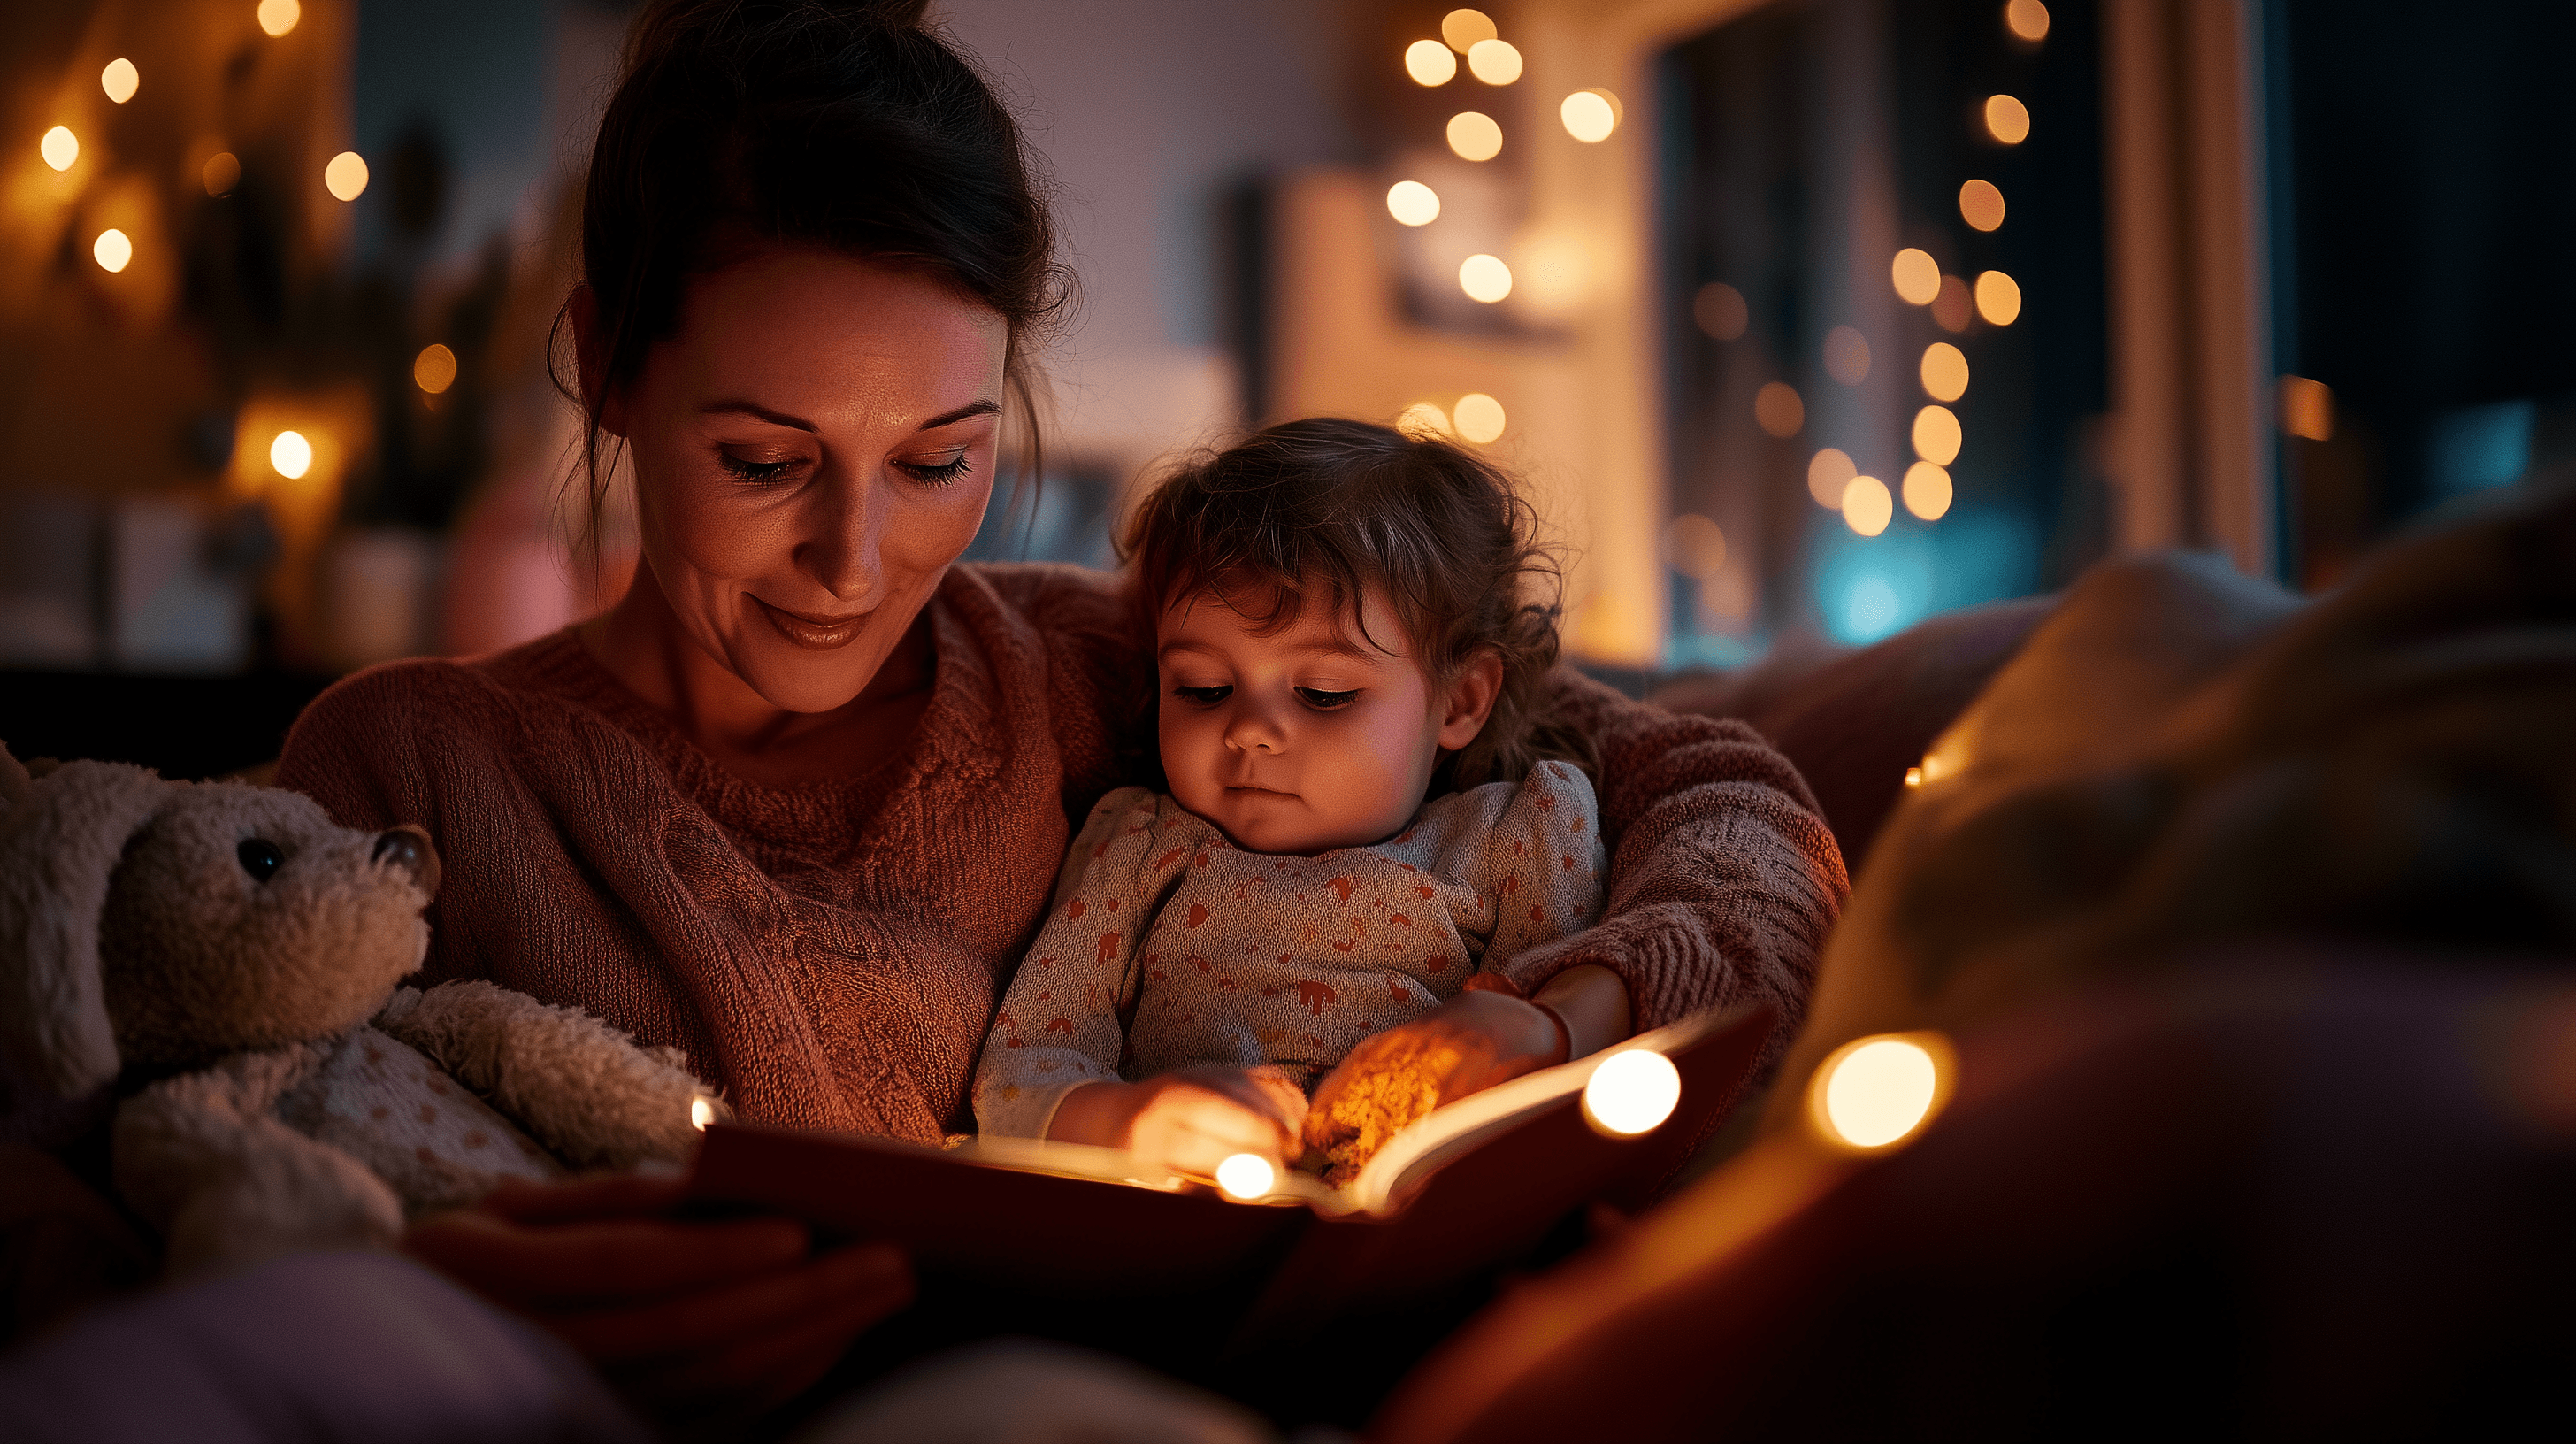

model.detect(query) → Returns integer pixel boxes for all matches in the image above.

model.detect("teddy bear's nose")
[372,826,441,897]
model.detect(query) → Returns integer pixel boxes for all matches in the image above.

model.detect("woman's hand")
[404,1173,912,1425]
[1310,964,1633,1123]
[1046,1066,1307,1177]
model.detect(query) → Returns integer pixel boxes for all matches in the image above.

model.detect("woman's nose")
[798,474,883,603]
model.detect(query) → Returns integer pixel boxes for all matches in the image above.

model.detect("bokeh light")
[325,151,369,202]
[1386,180,1440,227]
[1959,179,2005,232]
[2280,374,2334,441]
[40,126,78,172]
[92,229,132,273]
[1441,8,1499,51]
[1985,94,2030,144]
[1561,90,1618,142]
[1932,274,1974,333]
[1842,476,1892,536]
[2005,0,2051,43]
[1694,281,1747,340]
[1807,447,1857,508]
[257,0,302,38]
[1467,39,1522,85]
[1445,111,1503,162]
[1891,248,1940,305]
[1974,269,2023,325]
[1453,392,1506,442]
[1405,39,1458,87]
[102,58,139,104]
[1582,1049,1682,1136]
[1824,326,1871,385]
[689,1095,716,1131]
[1459,253,1513,302]
[414,343,458,396]
[1903,461,1954,520]
[1398,401,1453,439]
[270,430,313,480]
[1215,1152,1276,1200]
[203,151,241,196]
[1920,342,1969,402]
[1813,1034,1946,1148]
[1664,513,1728,580]
[1913,404,1963,465]
[1754,381,1804,438]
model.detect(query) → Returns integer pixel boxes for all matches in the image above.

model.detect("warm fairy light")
[1215,1152,1276,1200]
[1985,94,2030,144]
[1904,765,1923,787]
[1582,1049,1681,1137]
[1441,8,1499,52]
[270,430,313,480]
[1446,111,1503,162]
[1841,476,1892,537]
[1694,281,1747,340]
[1405,39,1459,87]
[1754,381,1804,438]
[689,1095,716,1131]
[2279,374,2334,441]
[93,229,133,273]
[1932,274,1974,333]
[1453,392,1506,443]
[1386,180,1440,227]
[1459,253,1512,303]
[203,152,242,196]
[1959,179,2005,232]
[1664,513,1728,580]
[414,343,458,396]
[102,58,139,104]
[41,127,78,172]
[1974,269,2023,325]
[258,0,301,36]
[325,151,369,202]
[2005,0,2051,42]
[1812,1033,1949,1148]
[1903,461,1954,520]
[1807,448,1857,509]
[1561,90,1618,142]
[1399,401,1453,439]
[1467,39,1523,85]
[1920,342,1969,402]
[1913,405,1963,465]
[1824,326,1871,386]
[1891,248,1940,306]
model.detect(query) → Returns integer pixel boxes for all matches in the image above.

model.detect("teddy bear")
[0,740,724,1275]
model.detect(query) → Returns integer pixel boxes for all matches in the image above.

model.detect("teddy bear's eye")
[236,839,284,883]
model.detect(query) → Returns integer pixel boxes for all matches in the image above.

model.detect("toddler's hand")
[1049,1066,1307,1179]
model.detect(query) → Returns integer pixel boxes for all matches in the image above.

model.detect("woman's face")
[605,246,1009,713]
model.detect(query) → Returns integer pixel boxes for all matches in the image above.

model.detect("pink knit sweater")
[275,564,1846,1143]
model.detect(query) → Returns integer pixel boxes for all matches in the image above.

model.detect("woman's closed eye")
[895,449,973,485]
[720,452,805,485]
[1174,683,1232,705]
[1296,687,1360,710]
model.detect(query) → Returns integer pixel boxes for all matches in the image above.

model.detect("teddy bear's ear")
[0,759,170,1098]
[0,741,29,813]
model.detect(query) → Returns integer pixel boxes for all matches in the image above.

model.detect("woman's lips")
[753,595,872,650]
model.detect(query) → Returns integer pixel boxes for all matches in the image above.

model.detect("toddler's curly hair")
[1121,417,1594,791]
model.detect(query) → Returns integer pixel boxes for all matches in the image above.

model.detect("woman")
[277,0,1847,1418]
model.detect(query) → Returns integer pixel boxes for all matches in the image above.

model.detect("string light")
[1467,39,1522,85]
[1582,1050,1681,1136]
[270,431,313,480]
[41,127,78,172]
[203,152,242,196]
[1985,94,2030,144]
[1891,248,1941,305]
[1841,477,1893,536]
[1693,281,1748,340]
[258,0,302,37]
[325,151,369,201]
[1903,461,1953,520]
[1913,405,1963,465]
[1959,179,2005,232]
[1445,111,1503,162]
[2005,0,2051,43]
[1453,392,1506,442]
[1932,274,1974,333]
[1441,9,1499,51]
[1561,90,1619,142]
[1811,1033,1950,1148]
[1824,326,1871,386]
[1458,253,1512,303]
[1806,448,1857,509]
[1920,342,1969,402]
[1974,270,2022,325]
[1215,1153,1276,1200]
[93,229,133,273]
[1405,39,1458,87]
[1753,381,1804,438]
[414,344,458,396]
[1386,180,1440,227]
[1664,514,1728,580]
[102,58,139,104]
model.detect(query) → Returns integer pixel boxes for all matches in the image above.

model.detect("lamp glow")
[1561,90,1618,142]
[1458,253,1512,303]
[1386,180,1440,227]
[1445,111,1503,163]
[690,1095,716,1131]
[325,151,369,202]
[1812,1034,1948,1148]
[270,430,313,480]
[257,0,302,37]
[1582,1049,1681,1137]
[1842,476,1893,537]
[103,59,139,104]
[1215,1153,1275,1200]
[1405,39,1457,87]
[92,229,132,273]
[1466,39,1522,85]
[1453,392,1506,443]
[41,127,78,172]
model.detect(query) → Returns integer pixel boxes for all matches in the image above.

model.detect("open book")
[685,1003,1773,1353]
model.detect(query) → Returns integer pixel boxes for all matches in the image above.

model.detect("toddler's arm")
[1469,760,1612,987]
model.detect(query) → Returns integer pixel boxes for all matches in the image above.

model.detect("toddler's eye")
[1296,687,1360,710]
[1175,684,1232,705]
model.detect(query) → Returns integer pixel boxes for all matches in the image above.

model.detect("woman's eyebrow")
[696,399,1001,433]
[916,399,1001,431]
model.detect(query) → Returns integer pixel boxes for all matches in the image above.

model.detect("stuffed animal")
[0,741,724,1274]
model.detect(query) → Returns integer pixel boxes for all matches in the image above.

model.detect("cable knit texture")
[274,564,1845,1142]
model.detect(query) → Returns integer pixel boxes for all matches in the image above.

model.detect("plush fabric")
[274,563,1849,1141]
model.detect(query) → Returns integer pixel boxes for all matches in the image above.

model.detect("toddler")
[970,419,1610,1179]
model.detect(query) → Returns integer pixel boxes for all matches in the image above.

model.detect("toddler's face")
[1157,582,1488,855]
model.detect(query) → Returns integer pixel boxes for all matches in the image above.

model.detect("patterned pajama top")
[972,760,1607,1139]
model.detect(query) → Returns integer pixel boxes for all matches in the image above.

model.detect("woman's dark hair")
[1122,418,1594,792]
[555,0,1070,568]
